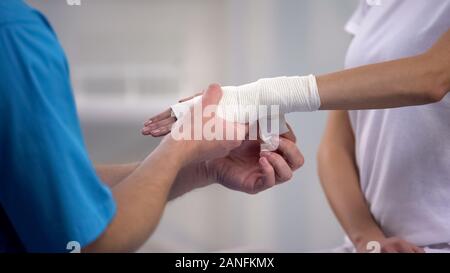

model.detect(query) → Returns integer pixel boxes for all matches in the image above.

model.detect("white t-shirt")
[344,0,450,249]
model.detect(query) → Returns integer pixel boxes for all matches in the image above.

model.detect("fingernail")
[151,129,160,134]
[260,151,271,157]
[144,120,153,126]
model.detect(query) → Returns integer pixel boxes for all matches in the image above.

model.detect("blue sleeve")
[0,20,116,252]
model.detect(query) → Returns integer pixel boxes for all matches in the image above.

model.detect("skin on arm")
[317,111,424,253]
[143,29,450,137]
[95,162,210,200]
[317,29,450,110]
[85,140,190,252]
[318,111,384,251]
[95,163,139,188]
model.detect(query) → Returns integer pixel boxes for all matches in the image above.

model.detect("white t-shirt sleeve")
[345,0,370,35]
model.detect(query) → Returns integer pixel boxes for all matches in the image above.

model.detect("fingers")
[381,239,423,253]
[276,138,304,171]
[255,157,276,193]
[142,116,177,136]
[413,246,425,253]
[202,84,223,107]
[144,108,172,126]
[395,241,423,253]
[395,243,416,253]
[179,92,203,103]
[277,122,304,170]
[145,126,171,137]
[382,246,399,253]
[260,151,292,183]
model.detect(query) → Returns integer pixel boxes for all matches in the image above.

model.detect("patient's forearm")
[171,30,449,123]
[317,54,448,110]
[316,29,449,110]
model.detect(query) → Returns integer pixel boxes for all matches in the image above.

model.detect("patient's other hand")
[141,108,176,137]
[141,92,202,137]
[377,237,424,253]
[357,237,425,253]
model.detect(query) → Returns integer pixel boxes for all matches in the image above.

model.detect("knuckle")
[270,152,283,161]
[292,157,304,170]
[286,171,293,180]
[280,172,293,181]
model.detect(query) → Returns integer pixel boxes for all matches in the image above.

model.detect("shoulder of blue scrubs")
[0,0,116,252]
[0,0,42,24]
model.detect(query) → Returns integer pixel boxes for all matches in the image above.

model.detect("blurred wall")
[27,0,358,252]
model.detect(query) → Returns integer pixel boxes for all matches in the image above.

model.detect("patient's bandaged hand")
[170,75,321,151]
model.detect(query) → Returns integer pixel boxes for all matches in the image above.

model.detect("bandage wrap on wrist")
[171,75,321,149]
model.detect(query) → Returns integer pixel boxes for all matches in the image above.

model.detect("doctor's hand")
[144,86,304,194]
[160,84,245,165]
[206,125,303,194]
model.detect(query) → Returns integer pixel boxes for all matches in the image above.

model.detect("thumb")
[202,84,223,107]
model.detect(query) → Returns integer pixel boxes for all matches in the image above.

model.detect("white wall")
[27,0,358,252]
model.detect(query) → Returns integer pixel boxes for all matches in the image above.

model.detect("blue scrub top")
[0,0,116,252]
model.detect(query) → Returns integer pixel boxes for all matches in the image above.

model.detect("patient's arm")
[317,111,423,253]
[318,111,383,252]
[143,29,450,136]
[317,28,450,110]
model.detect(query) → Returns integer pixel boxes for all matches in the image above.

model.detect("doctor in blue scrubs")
[0,0,303,252]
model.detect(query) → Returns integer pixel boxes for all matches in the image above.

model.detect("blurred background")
[27,0,358,252]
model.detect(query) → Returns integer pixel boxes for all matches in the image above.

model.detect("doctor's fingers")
[260,151,293,183]
[254,157,276,193]
[276,137,304,171]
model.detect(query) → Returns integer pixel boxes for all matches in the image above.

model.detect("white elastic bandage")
[171,75,321,150]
